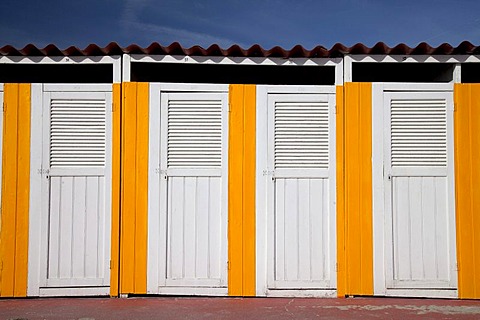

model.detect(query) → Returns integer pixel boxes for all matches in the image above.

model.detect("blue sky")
[1,0,479,49]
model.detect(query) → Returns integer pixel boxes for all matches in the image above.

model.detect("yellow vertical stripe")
[0,84,30,297]
[14,84,30,297]
[454,83,480,299]
[134,83,149,294]
[242,85,256,296]
[120,82,148,294]
[228,84,256,296]
[344,82,373,296]
[110,83,121,296]
[336,85,346,297]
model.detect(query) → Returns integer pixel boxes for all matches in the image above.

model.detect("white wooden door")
[262,87,336,293]
[148,84,228,295]
[31,84,112,296]
[383,90,457,293]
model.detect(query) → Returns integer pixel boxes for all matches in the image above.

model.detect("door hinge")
[2,102,5,113]
[335,263,338,272]
[227,261,230,270]
[110,260,113,270]
[455,263,459,271]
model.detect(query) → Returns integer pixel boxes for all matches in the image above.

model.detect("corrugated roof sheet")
[1,41,479,57]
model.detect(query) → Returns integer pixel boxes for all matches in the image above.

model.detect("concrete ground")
[1,297,480,320]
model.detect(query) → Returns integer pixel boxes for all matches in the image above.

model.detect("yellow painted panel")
[228,84,256,296]
[134,82,148,294]
[120,82,137,293]
[336,85,346,297]
[454,84,480,299]
[242,85,256,296]
[0,84,19,297]
[13,84,30,297]
[110,83,121,296]
[0,84,30,297]
[344,82,373,296]
[228,84,244,296]
[120,82,149,295]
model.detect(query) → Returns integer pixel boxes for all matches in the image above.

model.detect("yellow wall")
[119,82,149,294]
[339,82,373,296]
[228,84,256,296]
[454,84,480,299]
[0,84,31,297]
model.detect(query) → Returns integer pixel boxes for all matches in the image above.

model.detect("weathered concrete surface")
[1,297,480,320]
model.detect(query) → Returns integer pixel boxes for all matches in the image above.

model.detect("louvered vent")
[167,100,222,168]
[50,99,106,167]
[391,99,447,167]
[274,101,329,169]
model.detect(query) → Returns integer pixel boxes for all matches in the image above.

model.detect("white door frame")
[28,84,113,297]
[147,83,229,296]
[256,85,337,297]
[372,82,457,298]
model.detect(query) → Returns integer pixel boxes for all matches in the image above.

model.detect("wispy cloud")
[128,21,242,48]
[120,0,242,47]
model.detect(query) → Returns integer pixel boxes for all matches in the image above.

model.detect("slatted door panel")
[267,93,335,290]
[42,90,111,288]
[384,91,456,290]
[160,92,227,289]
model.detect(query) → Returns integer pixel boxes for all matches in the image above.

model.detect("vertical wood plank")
[228,84,256,296]
[284,179,299,281]
[48,177,61,280]
[14,83,30,297]
[85,177,99,278]
[435,177,449,280]
[134,82,148,293]
[120,82,149,294]
[344,82,373,296]
[358,82,373,294]
[310,179,324,281]
[71,177,87,279]
[110,83,121,296]
[274,179,285,282]
[183,177,197,279]
[242,84,256,296]
[196,177,209,279]
[228,84,244,296]
[169,177,184,280]
[59,177,73,279]
[298,179,311,281]
[97,176,106,280]
[454,84,480,298]
[120,82,137,293]
[0,84,19,297]
[209,178,222,279]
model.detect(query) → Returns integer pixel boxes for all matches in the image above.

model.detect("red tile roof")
[1,41,479,57]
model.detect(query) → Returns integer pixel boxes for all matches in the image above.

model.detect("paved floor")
[1,297,480,320]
